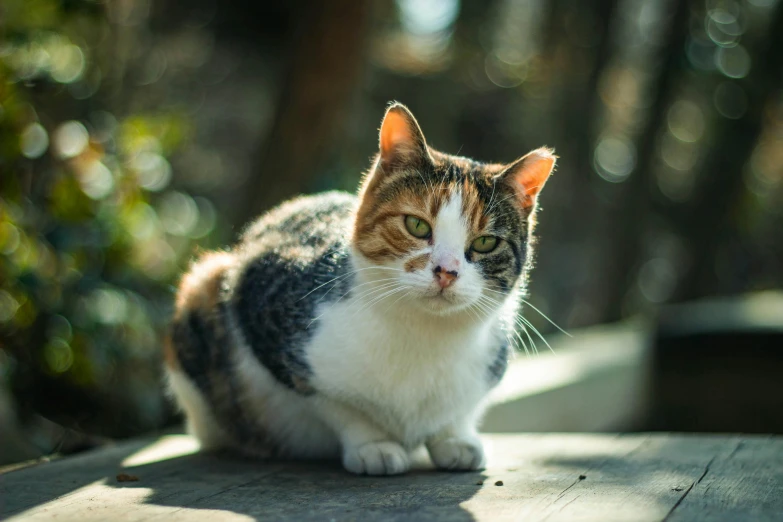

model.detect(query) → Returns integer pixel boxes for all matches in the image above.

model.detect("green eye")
[471,235,498,253]
[404,215,431,238]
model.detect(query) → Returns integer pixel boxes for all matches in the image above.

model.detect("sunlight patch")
[122,435,200,468]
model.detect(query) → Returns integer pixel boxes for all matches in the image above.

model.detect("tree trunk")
[238,0,370,224]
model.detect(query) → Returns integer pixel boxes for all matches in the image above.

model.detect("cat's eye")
[404,215,432,239]
[471,235,499,253]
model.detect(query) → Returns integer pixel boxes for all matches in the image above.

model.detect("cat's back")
[239,190,357,256]
[231,190,357,302]
[224,191,358,392]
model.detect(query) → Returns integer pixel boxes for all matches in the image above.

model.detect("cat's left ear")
[496,147,557,209]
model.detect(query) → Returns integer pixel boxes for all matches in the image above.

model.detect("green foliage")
[0,0,212,435]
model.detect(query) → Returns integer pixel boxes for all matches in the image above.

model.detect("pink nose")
[434,265,458,288]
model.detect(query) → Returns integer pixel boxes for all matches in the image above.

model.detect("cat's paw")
[342,441,410,476]
[428,436,485,471]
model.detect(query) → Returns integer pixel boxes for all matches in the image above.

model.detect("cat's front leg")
[313,398,410,476]
[426,423,486,471]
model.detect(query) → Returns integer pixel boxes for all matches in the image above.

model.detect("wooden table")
[2,433,781,521]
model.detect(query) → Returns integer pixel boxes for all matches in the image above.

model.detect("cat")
[164,102,556,475]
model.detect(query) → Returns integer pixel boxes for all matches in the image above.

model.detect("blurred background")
[1,0,782,466]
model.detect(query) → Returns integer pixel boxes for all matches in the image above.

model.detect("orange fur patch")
[162,334,179,370]
[174,251,235,319]
[355,186,444,262]
[167,251,234,369]
[404,253,430,272]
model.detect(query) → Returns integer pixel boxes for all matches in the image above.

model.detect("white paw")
[428,436,485,471]
[342,441,411,476]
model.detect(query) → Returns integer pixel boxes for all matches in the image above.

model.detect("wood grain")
[2,434,781,521]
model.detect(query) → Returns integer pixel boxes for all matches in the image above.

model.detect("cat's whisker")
[482,282,571,339]
[518,319,539,355]
[476,292,513,316]
[484,282,509,296]
[483,179,498,218]
[477,294,504,308]
[467,301,490,323]
[322,277,400,303]
[308,281,402,327]
[515,315,554,354]
[299,266,403,302]
[345,282,405,309]
[465,304,482,323]
[383,289,414,314]
[473,294,534,356]
[517,297,572,337]
[331,280,401,309]
[415,170,437,200]
[486,193,516,215]
[510,324,530,356]
[352,282,407,308]
[352,286,408,319]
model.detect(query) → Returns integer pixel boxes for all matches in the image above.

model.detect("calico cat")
[164,102,556,475]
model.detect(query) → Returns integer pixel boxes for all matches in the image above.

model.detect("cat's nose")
[433,265,459,288]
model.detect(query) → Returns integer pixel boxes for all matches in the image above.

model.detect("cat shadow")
[3,438,486,521]
[119,450,487,521]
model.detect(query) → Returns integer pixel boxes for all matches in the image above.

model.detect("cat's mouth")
[421,286,464,309]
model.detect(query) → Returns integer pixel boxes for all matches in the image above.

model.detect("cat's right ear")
[378,103,431,169]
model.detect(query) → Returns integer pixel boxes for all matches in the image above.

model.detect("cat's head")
[352,103,555,317]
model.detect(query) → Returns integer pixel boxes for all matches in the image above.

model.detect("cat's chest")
[307,299,494,439]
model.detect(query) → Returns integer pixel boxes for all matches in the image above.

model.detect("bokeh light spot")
[686,37,717,71]
[713,82,748,119]
[20,123,49,159]
[50,44,86,84]
[667,100,705,143]
[78,161,114,199]
[47,314,73,343]
[397,0,460,35]
[593,136,636,183]
[89,289,128,324]
[660,132,699,172]
[0,290,20,323]
[44,338,74,374]
[126,202,160,240]
[132,152,172,192]
[0,223,21,255]
[159,191,199,236]
[190,197,217,239]
[54,121,89,159]
[715,45,751,78]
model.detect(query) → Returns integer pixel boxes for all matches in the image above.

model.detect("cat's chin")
[413,292,481,318]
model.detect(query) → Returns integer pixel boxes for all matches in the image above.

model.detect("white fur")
[167,190,510,475]
[167,370,228,451]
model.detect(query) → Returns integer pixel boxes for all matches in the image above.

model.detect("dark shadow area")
[645,296,783,434]
[1,439,487,521]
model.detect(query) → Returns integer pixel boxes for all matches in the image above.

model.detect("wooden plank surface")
[1,434,781,521]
